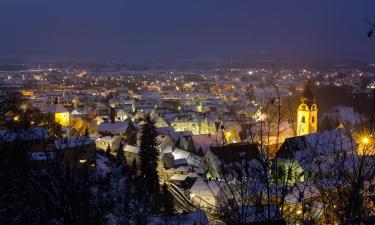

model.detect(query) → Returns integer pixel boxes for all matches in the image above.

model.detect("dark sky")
[1,0,375,62]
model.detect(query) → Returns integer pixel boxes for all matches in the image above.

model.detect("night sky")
[1,0,375,61]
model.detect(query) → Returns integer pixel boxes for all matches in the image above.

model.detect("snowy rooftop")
[123,144,139,154]
[0,127,49,142]
[99,121,128,134]
[97,135,119,142]
[54,136,93,149]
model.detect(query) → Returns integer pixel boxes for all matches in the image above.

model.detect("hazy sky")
[1,0,375,61]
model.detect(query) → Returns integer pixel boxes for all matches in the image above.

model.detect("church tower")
[296,83,318,136]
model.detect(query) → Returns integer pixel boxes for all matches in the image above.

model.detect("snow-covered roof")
[71,109,83,115]
[191,134,217,154]
[190,177,225,196]
[170,173,188,181]
[96,136,120,143]
[123,144,139,154]
[285,181,320,204]
[0,127,49,142]
[99,122,128,134]
[54,136,93,149]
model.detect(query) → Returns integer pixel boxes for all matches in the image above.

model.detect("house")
[169,173,198,188]
[160,152,174,169]
[95,136,121,153]
[47,103,70,126]
[163,148,204,169]
[54,136,96,168]
[274,128,357,185]
[98,121,129,136]
[191,134,218,156]
[204,143,261,179]
[189,177,230,210]
[171,114,199,134]
[157,134,175,152]
[1,127,51,167]
[123,144,140,167]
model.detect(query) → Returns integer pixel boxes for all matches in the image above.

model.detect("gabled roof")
[99,121,129,134]
[210,143,260,164]
[47,104,69,113]
[123,144,139,154]
[54,136,93,149]
[277,128,356,160]
[0,127,49,142]
[191,134,217,154]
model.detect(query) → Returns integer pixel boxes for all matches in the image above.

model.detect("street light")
[362,137,369,145]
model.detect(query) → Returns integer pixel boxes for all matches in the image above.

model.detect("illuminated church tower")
[296,83,317,136]
[48,97,70,126]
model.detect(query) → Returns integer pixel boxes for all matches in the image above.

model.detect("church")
[296,83,318,136]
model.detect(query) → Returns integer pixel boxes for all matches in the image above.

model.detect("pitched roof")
[210,143,260,164]
[99,121,129,133]
[47,104,68,113]
[0,127,49,142]
[54,136,93,149]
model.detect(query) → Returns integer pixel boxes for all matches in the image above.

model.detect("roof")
[210,143,260,164]
[170,173,188,181]
[123,144,139,154]
[47,104,69,113]
[0,127,49,142]
[191,134,217,154]
[277,128,356,160]
[54,136,93,149]
[96,136,120,143]
[190,177,226,196]
[99,121,128,133]
[71,109,83,115]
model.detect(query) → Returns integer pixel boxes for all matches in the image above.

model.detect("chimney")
[110,106,116,123]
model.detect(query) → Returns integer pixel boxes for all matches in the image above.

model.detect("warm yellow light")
[13,115,19,122]
[362,137,369,145]
[226,132,231,137]
[55,112,69,126]
[296,210,302,215]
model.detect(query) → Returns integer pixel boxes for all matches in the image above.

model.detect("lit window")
[79,159,87,163]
